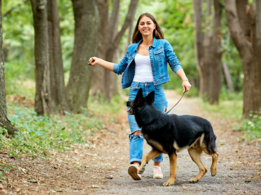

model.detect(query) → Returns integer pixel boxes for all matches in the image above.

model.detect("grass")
[0,93,124,158]
[198,91,261,142]
[198,93,243,120]
[235,110,261,141]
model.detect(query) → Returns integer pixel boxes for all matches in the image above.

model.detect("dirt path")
[1,91,260,194]
[94,91,261,195]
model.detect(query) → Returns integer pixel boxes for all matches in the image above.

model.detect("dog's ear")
[134,88,144,106]
[146,91,155,105]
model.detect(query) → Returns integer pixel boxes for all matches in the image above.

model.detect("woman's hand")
[88,57,115,72]
[182,80,191,92]
[88,57,99,66]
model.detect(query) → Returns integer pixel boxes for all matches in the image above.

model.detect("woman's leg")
[128,114,143,165]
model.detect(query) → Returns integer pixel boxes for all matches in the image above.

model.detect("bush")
[0,103,104,158]
[237,110,261,141]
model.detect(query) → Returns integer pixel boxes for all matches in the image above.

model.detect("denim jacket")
[113,37,183,89]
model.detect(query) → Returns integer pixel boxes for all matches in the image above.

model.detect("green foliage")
[2,0,34,67]
[0,103,104,158]
[5,61,35,98]
[154,0,198,90]
[57,0,74,74]
[200,95,243,120]
[237,110,261,140]
[89,93,125,115]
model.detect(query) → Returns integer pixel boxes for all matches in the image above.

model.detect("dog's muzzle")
[126,101,134,115]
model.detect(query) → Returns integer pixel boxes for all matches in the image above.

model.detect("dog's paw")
[163,178,175,186]
[189,178,199,183]
[138,166,145,174]
[211,170,216,176]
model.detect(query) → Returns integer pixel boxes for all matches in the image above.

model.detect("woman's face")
[138,16,156,38]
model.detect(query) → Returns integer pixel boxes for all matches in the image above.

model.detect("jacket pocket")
[154,47,164,59]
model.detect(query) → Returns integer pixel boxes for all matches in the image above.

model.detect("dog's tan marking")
[188,145,207,183]
[210,153,218,176]
[173,134,205,152]
[163,153,177,186]
[200,144,218,176]
[138,149,161,174]
[144,134,168,154]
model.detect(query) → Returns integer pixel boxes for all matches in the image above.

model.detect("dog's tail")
[203,124,217,154]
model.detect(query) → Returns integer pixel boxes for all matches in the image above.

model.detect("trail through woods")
[1,90,260,194]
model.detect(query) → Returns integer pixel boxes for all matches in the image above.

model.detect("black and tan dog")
[126,88,218,186]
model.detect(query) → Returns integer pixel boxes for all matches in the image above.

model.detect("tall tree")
[225,0,261,118]
[66,0,100,113]
[91,0,139,101]
[193,0,223,104]
[0,0,18,135]
[47,0,69,114]
[30,0,50,115]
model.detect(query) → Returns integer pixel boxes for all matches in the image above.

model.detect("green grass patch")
[0,94,124,158]
[88,93,125,116]
[0,104,103,158]
[235,110,261,141]
[200,98,243,120]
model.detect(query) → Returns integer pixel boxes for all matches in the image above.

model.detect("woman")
[89,13,191,180]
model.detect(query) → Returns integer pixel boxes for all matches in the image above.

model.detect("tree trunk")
[208,0,222,104]
[30,0,50,116]
[193,0,222,104]
[90,0,108,98]
[91,0,139,101]
[47,0,69,114]
[225,0,261,118]
[254,0,261,112]
[66,0,100,113]
[222,63,234,93]
[0,0,18,135]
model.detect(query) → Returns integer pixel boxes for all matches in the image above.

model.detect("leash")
[166,91,186,114]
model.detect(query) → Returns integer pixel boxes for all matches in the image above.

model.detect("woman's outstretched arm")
[89,57,114,72]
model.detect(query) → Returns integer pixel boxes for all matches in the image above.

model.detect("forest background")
[0,0,260,159]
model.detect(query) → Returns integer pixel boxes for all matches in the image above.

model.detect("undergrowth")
[200,96,243,120]
[236,110,261,141]
[0,94,124,158]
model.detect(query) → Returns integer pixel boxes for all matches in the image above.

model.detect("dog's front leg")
[139,149,161,174]
[163,152,177,186]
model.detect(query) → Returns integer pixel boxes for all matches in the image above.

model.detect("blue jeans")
[127,81,168,164]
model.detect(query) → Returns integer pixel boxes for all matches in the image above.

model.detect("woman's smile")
[138,16,156,37]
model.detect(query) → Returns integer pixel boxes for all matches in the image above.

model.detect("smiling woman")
[88,12,191,181]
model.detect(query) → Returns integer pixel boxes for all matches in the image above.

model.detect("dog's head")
[126,88,155,115]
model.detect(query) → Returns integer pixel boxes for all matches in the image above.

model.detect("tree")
[47,0,69,114]
[0,0,18,135]
[193,0,223,104]
[91,0,139,101]
[30,0,50,115]
[225,0,261,118]
[66,0,100,113]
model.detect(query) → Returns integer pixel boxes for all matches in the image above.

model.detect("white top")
[133,54,154,82]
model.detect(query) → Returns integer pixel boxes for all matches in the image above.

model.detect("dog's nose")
[126,101,131,107]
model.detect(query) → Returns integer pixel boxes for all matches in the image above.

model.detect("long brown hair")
[132,13,164,43]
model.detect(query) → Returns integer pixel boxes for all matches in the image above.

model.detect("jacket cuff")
[173,65,183,74]
[113,63,119,74]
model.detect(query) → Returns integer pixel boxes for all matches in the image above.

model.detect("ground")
[0,90,260,194]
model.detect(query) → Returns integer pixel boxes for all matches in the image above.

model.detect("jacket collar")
[134,37,157,51]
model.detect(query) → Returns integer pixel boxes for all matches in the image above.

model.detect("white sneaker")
[128,164,141,180]
[153,166,163,179]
